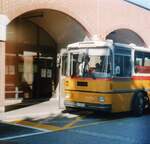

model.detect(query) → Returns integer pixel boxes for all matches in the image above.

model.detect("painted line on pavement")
[64,120,112,130]
[14,119,112,133]
[13,113,132,133]
[63,116,84,129]
[15,120,62,131]
[62,110,94,129]
[14,111,93,132]
[10,121,49,132]
[0,131,48,141]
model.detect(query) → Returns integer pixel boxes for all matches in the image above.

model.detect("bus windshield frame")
[68,47,112,78]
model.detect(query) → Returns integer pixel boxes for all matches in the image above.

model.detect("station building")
[0,0,150,112]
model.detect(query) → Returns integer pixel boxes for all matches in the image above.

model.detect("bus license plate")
[76,103,85,107]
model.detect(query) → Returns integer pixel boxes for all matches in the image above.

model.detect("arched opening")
[6,9,89,108]
[106,29,146,47]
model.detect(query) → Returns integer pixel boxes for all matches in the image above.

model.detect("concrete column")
[0,14,10,112]
[0,41,5,112]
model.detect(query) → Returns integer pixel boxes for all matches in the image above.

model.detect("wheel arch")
[131,90,149,111]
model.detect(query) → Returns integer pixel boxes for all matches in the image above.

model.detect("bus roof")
[67,40,113,49]
[132,45,150,53]
[67,40,150,53]
[115,43,150,53]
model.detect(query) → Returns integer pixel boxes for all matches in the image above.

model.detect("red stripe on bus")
[132,76,150,80]
[135,66,150,73]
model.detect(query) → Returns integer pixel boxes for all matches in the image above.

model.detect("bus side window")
[114,46,131,77]
[144,52,150,67]
[134,51,143,73]
[135,51,150,73]
[115,55,131,77]
[124,56,131,77]
[115,55,123,76]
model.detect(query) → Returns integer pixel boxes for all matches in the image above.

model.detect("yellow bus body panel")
[64,77,150,113]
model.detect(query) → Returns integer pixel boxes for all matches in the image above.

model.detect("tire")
[132,92,145,116]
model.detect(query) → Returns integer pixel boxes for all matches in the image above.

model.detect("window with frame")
[135,51,150,73]
[114,46,132,77]
[115,55,131,77]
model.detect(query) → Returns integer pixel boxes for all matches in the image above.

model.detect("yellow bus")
[64,40,150,116]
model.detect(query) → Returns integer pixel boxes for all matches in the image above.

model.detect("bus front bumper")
[64,101,112,112]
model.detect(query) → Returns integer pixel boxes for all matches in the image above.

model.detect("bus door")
[33,57,53,99]
[114,46,132,78]
[113,45,132,112]
[58,49,68,108]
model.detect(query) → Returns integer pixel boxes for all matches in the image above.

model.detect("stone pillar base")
[0,106,5,112]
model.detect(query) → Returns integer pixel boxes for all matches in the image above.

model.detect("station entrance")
[5,42,57,103]
[5,9,89,108]
[32,57,54,99]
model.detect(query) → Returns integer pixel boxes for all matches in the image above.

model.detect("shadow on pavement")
[5,98,49,112]
[62,108,150,121]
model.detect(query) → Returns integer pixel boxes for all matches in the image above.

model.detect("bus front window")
[70,48,112,78]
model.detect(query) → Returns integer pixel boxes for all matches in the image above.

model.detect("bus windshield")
[69,47,112,78]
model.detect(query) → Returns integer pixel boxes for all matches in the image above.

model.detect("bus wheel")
[132,92,145,116]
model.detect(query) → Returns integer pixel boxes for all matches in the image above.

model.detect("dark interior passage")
[6,9,89,104]
[6,19,57,101]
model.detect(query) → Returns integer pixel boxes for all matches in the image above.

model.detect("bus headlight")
[65,94,71,99]
[99,96,105,102]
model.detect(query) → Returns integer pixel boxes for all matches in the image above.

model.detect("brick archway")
[106,28,147,47]
[7,8,91,48]
[4,1,93,38]
[2,0,150,45]
[5,7,92,104]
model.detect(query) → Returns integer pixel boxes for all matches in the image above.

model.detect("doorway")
[32,57,54,99]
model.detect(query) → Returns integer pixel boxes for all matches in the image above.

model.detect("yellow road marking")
[63,110,93,129]
[12,111,104,132]
[16,120,61,131]
[13,115,86,132]
[13,118,111,132]
[63,116,83,129]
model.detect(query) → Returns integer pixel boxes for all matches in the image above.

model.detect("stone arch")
[7,9,91,48]
[105,28,147,47]
[5,8,91,102]
[4,0,93,40]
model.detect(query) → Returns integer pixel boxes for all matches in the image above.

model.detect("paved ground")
[1,109,150,144]
[0,98,63,122]
[0,122,43,139]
